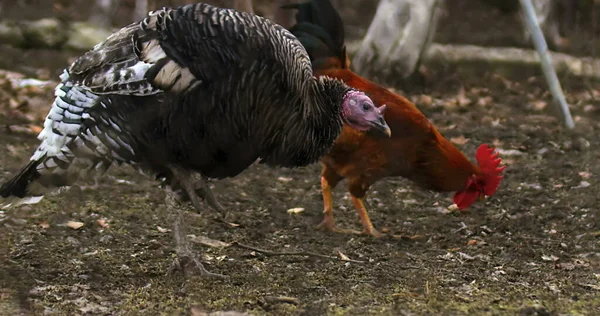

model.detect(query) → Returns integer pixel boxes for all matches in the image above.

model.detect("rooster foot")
[316,218,385,238]
[361,227,385,238]
[316,219,362,235]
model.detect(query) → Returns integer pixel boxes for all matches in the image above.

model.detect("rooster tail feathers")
[283,0,348,68]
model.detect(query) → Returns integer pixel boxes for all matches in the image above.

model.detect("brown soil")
[1,0,600,315]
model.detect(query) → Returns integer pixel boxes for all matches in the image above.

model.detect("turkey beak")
[370,105,391,137]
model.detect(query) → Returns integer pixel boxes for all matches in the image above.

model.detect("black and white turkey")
[0,2,390,276]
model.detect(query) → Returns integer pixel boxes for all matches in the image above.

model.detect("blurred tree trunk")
[518,0,567,49]
[352,0,443,79]
[274,0,296,29]
[233,0,253,14]
[89,0,120,27]
[480,0,570,49]
[133,0,148,21]
[353,0,570,79]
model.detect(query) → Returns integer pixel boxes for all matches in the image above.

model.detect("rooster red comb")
[453,144,505,210]
[475,144,506,196]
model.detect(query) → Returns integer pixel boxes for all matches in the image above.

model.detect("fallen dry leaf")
[286,207,305,214]
[7,125,38,135]
[450,135,469,145]
[555,259,589,270]
[264,296,300,305]
[532,100,548,110]
[542,254,559,262]
[338,251,351,261]
[97,218,110,229]
[392,234,425,240]
[29,125,43,134]
[467,239,478,246]
[578,283,600,291]
[456,87,472,107]
[496,149,524,156]
[67,221,84,230]
[573,181,590,189]
[578,172,592,179]
[190,306,206,316]
[188,235,231,248]
[156,226,169,233]
[477,96,493,106]
[417,94,433,107]
[39,221,50,229]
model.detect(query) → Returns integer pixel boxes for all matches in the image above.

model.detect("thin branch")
[227,241,366,264]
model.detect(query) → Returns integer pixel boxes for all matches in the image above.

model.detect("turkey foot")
[191,174,225,213]
[164,185,227,278]
[168,166,218,214]
[169,166,224,213]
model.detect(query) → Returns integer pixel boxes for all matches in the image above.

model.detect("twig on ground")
[228,241,366,264]
[189,235,366,263]
[264,296,300,305]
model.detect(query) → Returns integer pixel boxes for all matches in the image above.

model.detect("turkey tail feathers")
[0,160,41,199]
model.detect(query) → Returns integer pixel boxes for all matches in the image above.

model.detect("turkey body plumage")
[1,3,351,199]
[0,3,388,276]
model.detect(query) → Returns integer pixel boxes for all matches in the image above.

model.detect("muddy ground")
[1,1,600,315]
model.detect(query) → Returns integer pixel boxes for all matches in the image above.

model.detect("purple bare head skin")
[341,90,391,137]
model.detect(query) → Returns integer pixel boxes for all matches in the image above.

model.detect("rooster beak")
[478,193,485,201]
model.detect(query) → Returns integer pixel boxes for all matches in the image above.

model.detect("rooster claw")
[362,228,385,238]
[316,219,384,238]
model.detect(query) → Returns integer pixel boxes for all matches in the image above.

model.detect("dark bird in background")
[0,2,390,276]
[283,0,504,237]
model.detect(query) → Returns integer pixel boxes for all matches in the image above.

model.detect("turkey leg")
[165,166,227,278]
[164,186,227,278]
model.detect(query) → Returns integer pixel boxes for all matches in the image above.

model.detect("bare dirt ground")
[1,0,600,315]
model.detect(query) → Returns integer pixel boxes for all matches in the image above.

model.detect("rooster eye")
[362,103,371,111]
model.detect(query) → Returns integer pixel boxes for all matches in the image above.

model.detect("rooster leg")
[164,185,227,278]
[316,167,361,234]
[350,195,384,238]
[316,175,337,230]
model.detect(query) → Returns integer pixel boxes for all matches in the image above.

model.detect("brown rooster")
[283,0,505,237]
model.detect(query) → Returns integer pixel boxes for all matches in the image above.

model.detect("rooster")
[283,0,505,237]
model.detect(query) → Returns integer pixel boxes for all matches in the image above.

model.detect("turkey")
[0,2,390,276]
